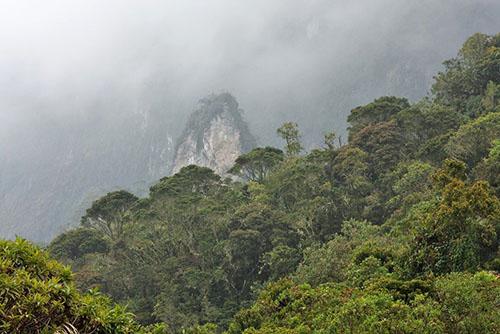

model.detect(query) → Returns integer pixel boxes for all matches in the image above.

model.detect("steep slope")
[47,32,500,332]
[0,110,174,243]
[2,0,499,245]
[172,93,256,175]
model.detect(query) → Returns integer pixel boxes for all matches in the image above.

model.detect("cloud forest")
[1,31,499,333]
[1,2,500,333]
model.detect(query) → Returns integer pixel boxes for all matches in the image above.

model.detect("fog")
[1,0,499,241]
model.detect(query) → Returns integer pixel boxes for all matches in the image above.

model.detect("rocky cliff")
[172,93,256,175]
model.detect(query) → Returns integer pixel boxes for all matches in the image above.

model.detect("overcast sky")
[1,0,500,145]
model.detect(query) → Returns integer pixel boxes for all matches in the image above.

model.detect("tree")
[81,190,138,241]
[294,220,381,286]
[347,96,410,140]
[445,112,500,168]
[49,227,109,261]
[482,81,500,112]
[228,147,284,182]
[323,131,340,151]
[432,32,500,114]
[43,32,500,333]
[320,146,373,233]
[350,121,406,180]
[384,160,434,220]
[261,245,301,281]
[224,203,299,294]
[405,159,500,276]
[328,146,371,195]
[264,153,328,212]
[473,139,500,196]
[395,102,466,154]
[277,122,303,156]
[434,272,500,333]
[150,165,221,197]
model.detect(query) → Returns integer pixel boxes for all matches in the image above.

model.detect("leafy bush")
[0,238,166,334]
[228,272,499,334]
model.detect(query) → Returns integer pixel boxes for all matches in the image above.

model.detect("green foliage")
[229,147,284,182]
[261,245,301,281]
[347,96,410,140]
[350,120,406,180]
[81,190,138,241]
[225,203,300,291]
[49,228,109,261]
[384,161,434,220]
[405,160,500,276]
[433,272,500,333]
[183,323,218,334]
[322,147,373,229]
[473,139,500,196]
[323,131,338,150]
[400,102,465,139]
[150,165,221,197]
[227,272,499,334]
[277,122,303,156]
[445,112,500,168]
[329,146,371,194]
[432,32,500,114]
[294,220,381,286]
[396,102,466,159]
[41,32,500,333]
[482,81,500,112]
[0,238,165,334]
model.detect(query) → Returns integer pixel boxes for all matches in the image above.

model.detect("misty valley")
[1,2,500,334]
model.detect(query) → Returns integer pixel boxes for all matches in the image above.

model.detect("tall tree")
[277,122,303,156]
[228,147,284,182]
[432,32,500,114]
[81,190,138,241]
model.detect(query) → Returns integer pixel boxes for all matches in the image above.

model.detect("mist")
[1,0,500,241]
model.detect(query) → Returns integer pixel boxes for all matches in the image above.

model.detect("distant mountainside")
[2,0,499,243]
[46,32,500,333]
[0,110,174,243]
[172,93,256,175]
[0,93,255,243]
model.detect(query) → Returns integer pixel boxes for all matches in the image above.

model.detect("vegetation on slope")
[228,272,499,334]
[0,238,165,333]
[1,32,498,333]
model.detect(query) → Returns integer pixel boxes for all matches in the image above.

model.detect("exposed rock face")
[172,93,256,175]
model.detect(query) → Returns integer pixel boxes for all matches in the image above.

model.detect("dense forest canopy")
[1,32,499,333]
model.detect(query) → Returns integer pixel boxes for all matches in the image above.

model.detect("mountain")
[172,93,256,175]
[45,32,500,333]
[1,1,499,244]
[0,93,254,243]
[0,110,175,243]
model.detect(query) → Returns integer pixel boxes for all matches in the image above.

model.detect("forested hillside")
[3,0,499,244]
[2,32,499,333]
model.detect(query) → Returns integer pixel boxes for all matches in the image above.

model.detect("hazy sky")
[2,0,499,145]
